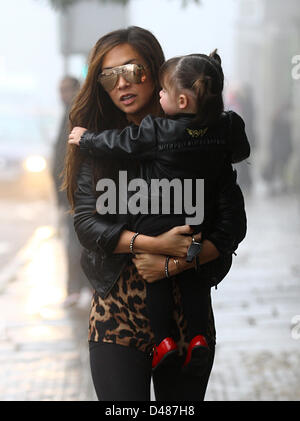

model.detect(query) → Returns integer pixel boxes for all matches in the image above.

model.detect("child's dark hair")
[160,49,224,126]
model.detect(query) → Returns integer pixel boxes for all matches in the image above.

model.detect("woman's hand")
[68,126,88,146]
[132,251,199,283]
[155,225,201,257]
[132,253,166,283]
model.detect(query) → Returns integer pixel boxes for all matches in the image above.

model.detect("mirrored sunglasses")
[98,63,148,92]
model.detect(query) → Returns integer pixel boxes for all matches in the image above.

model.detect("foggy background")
[0,0,299,401]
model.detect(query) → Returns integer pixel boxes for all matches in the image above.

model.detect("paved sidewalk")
[205,191,300,401]
[0,191,300,401]
[0,204,97,401]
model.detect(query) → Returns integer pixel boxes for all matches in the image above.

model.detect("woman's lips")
[120,94,137,105]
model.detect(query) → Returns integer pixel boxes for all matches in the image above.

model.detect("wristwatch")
[186,238,203,263]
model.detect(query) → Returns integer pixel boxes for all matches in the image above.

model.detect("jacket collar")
[169,113,197,120]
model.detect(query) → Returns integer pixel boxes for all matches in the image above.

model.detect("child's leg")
[177,272,210,342]
[177,272,211,375]
[145,278,174,345]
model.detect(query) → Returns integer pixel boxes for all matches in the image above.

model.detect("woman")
[63,26,247,401]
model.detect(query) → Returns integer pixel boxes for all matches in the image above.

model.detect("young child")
[69,50,250,374]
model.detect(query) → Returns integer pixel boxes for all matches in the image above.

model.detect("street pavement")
[206,189,300,401]
[0,199,97,401]
[0,188,300,401]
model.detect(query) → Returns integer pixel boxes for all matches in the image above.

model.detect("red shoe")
[183,335,210,375]
[152,337,178,370]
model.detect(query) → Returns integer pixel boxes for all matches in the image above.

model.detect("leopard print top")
[88,262,216,356]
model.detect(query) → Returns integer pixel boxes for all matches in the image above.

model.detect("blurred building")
[233,0,300,186]
[58,0,128,72]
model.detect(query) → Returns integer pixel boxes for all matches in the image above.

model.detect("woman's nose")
[117,75,130,89]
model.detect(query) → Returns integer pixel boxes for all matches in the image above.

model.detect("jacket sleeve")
[205,162,247,255]
[227,111,251,164]
[78,115,157,160]
[73,157,128,254]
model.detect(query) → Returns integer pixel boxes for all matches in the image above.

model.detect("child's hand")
[68,126,88,146]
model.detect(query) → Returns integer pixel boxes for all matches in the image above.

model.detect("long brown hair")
[61,26,165,211]
[160,49,224,126]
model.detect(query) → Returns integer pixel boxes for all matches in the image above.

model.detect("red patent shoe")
[183,335,210,375]
[152,337,178,370]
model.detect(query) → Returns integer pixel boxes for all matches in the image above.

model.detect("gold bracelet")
[173,258,179,273]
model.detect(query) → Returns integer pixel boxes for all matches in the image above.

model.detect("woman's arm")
[114,225,195,257]
[73,156,127,253]
[133,163,247,283]
[132,239,219,283]
[73,157,194,257]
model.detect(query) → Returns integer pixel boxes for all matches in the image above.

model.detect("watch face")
[186,241,203,262]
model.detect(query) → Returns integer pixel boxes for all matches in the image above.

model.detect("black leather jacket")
[74,111,249,298]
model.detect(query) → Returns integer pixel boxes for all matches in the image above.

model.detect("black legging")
[146,274,210,345]
[89,341,215,401]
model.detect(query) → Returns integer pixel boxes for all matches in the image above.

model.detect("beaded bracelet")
[129,232,140,254]
[165,256,170,278]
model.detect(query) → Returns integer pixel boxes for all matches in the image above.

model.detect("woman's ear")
[178,94,188,110]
